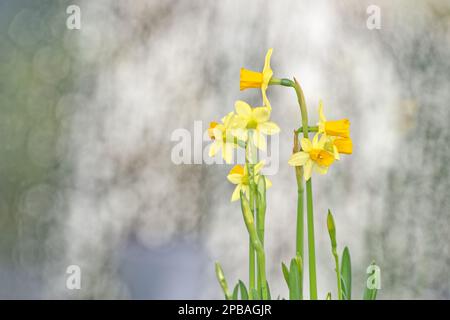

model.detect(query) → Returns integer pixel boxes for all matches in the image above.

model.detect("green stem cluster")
[271,77,318,300]
[244,132,268,300]
[293,133,304,299]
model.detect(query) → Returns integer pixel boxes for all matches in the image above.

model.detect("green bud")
[240,192,254,225]
[215,262,231,300]
[327,209,337,249]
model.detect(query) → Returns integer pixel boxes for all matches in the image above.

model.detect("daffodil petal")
[318,133,327,149]
[258,121,280,135]
[314,165,328,175]
[222,112,235,127]
[252,107,270,123]
[262,90,271,111]
[265,177,272,188]
[227,173,242,184]
[212,127,224,140]
[333,145,340,160]
[262,48,273,84]
[288,151,309,166]
[231,127,248,141]
[254,160,265,173]
[222,143,235,164]
[300,138,312,152]
[253,131,267,151]
[304,160,313,181]
[231,117,249,131]
[235,100,252,117]
[318,100,326,122]
[208,141,220,157]
[231,185,241,202]
[243,185,250,198]
[312,133,320,147]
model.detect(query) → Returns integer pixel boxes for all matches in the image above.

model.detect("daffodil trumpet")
[318,100,350,138]
[240,48,274,109]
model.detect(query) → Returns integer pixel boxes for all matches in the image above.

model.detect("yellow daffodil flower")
[232,100,280,151]
[288,133,335,181]
[318,100,350,138]
[240,48,273,109]
[208,112,237,164]
[227,161,272,202]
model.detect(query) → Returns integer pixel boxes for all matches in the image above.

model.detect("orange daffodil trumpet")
[332,137,352,155]
[318,100,351,139]
[288,133,335,181]
[317,100,353,160]
[324,136,353,160]
[240,48,273,109]
[227,161,272,202]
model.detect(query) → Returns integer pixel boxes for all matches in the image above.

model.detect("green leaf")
[281,262,290,288]
[363,262,379,300]
[289,258,301,300]
[294,256,303,299]
[266,281,271,300]
[294,255,303,275]
[232,283,239,300]
[251,288,260,300]
[326,292,332,300]
[239,280,249,300]
[341,247,352,300]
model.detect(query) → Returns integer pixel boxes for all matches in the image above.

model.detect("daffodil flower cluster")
[288,100,353,181]
[212,49,377,302]
[208,49,280,201]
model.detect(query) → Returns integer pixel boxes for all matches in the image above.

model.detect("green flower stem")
[272,77,318,300]
[256,176,266,246]
[240,192,268,300]
[305,180,317,299]
[296,126,319,134]
[332,250,342,300]
[256,176,267,298]
[293,132,304,299]
[245,137,257,299]
[327,211,343,300]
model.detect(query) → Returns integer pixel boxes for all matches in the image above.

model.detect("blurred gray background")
[0,0,449,299]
